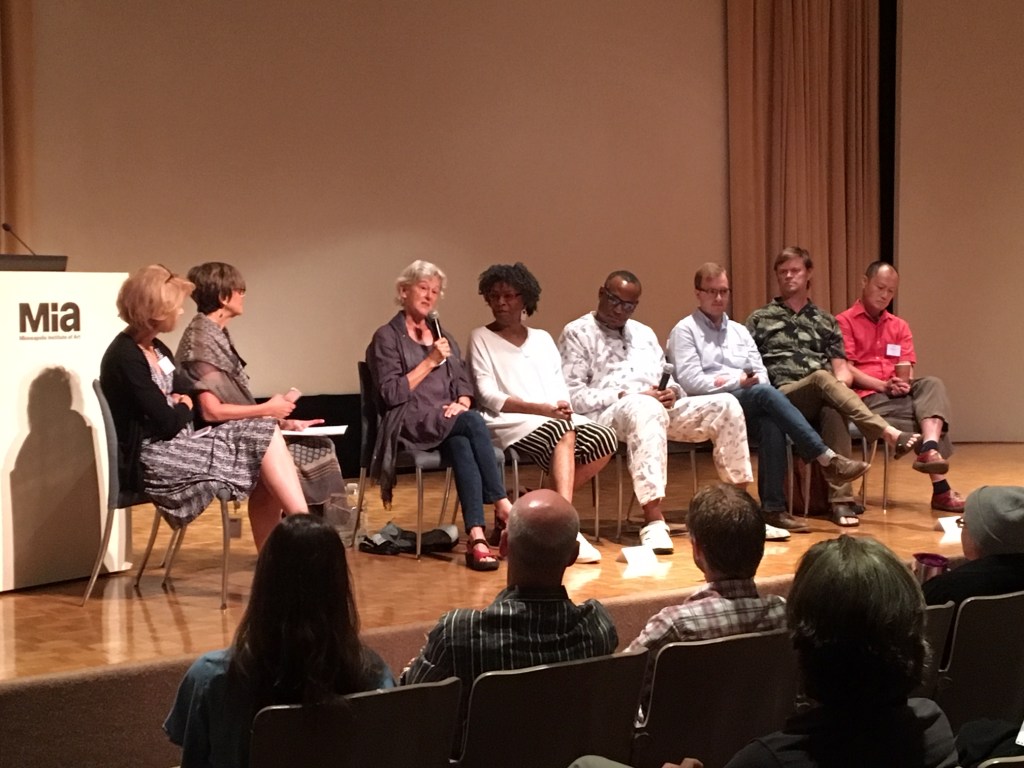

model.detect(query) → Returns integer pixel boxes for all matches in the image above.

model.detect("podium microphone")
[658,363,673,390]
[1,222,38,256]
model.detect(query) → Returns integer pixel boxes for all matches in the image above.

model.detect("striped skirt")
[509,419,617,473]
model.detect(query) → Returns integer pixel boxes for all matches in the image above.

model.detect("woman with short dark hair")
[467,263,617,563]
[165,515,392,768]
[176,262,349,535]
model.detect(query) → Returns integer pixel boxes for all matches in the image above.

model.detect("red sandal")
[465,538,499,572]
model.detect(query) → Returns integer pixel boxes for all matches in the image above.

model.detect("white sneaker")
[575,533,602,564]
[765,523,791,541]
[639,520,674,555]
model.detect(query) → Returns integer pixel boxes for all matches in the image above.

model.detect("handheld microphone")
[426,310,447,366]
[426,310,443,341]
[658,363,673,391]
[1,222,38,256]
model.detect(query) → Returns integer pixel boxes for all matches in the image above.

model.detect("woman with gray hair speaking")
[367,260,512,571]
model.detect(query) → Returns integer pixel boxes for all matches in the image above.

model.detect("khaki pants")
[779,370,892,503]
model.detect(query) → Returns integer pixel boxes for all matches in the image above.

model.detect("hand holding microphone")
[652,363,677,408]
[427,311,449,366]
[658,363,673,391]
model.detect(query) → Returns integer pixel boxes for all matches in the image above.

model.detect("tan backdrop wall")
[6,0,728,396]
[897,0,1024,441]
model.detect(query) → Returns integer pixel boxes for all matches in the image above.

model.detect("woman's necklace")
[408,321,430,344]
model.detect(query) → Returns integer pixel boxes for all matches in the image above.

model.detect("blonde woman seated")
[99,265,306,551]
[175,262,348,526]
[467,263,617,563]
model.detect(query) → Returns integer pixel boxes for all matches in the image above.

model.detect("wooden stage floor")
[2,443,1020,682]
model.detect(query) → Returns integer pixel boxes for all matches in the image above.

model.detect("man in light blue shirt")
[667,263,870,531]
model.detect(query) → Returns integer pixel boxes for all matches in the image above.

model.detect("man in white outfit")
[559,271,781,555]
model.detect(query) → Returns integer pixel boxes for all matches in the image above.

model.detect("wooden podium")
[0,270,128,591]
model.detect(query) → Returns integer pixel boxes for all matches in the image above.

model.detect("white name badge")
[886,343,901,357]
[157,355,176,375]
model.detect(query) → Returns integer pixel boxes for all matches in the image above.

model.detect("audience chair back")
[249,677,461,768]
[935,590,1024,731]
[632,629,799,768]
[912,600,956,699]
[355,360,457,555]
[455,650,647,768]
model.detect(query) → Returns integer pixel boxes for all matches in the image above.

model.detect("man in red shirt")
[837,262,965,512]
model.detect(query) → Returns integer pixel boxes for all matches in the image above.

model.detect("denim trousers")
[732,384,828,513]
[439,410,506,532]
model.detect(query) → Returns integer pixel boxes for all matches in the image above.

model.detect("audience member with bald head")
[401,490,618,749]
[505,489,581,586]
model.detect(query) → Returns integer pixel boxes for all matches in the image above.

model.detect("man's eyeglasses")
[601,287,638,313]
[698,288,731,298]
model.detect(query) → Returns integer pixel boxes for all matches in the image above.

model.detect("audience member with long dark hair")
[722,535,958,767]
[164,515,393,768]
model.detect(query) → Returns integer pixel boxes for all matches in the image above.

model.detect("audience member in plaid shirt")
[627,484,786,689]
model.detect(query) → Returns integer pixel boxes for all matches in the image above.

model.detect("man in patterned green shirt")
[746,246,921,526]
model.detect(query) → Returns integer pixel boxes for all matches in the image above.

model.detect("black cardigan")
[99,332,192,495]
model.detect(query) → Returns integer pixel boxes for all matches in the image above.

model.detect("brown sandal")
[465,538,499,571]
[893,431,922,460]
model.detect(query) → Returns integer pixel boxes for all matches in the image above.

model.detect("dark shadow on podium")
[9,367,101,589]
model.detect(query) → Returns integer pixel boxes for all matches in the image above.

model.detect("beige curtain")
[726,0,879,320]
[0,0,31,244]
[0,3,7,233]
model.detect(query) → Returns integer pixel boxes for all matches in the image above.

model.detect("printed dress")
[141,358,275,527]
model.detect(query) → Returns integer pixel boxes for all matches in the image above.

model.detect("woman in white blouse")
[467,263,617,563]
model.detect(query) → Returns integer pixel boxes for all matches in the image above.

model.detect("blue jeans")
[732,384,828,513]
[439,410,506,532]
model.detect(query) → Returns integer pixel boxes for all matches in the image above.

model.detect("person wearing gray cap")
[923,486,1024,605]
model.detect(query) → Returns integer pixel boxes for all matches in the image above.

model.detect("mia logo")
[19,302,81,333]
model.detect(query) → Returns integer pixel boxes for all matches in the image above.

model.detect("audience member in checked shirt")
[627,484,786,702]
[558,270,757,555]
[400,489,618,746]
